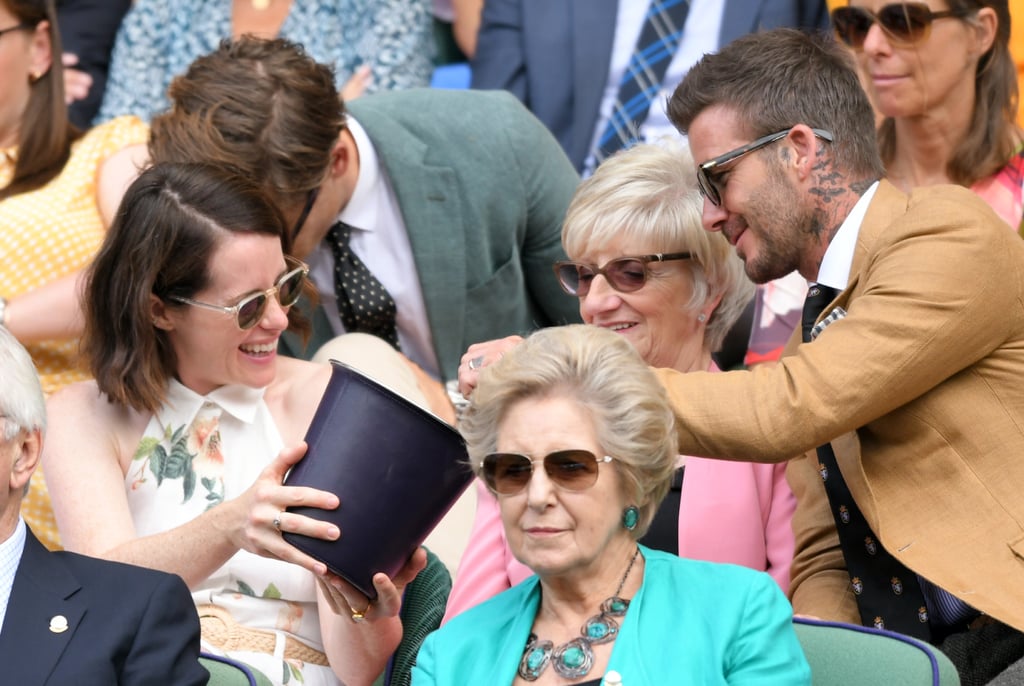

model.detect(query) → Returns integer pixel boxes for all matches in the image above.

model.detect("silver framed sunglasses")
[169,256,309,330]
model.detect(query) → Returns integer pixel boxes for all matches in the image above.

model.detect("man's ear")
[787,124,826,183]
[328,134,353,179]
[10,429,42,495]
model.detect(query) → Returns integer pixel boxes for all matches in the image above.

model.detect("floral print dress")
[126,380,339,685]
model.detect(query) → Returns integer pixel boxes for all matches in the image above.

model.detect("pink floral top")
[126,380,340,685]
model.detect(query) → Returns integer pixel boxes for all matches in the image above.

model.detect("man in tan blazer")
[660,28,1024,681]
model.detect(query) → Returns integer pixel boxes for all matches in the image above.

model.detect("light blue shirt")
[0,518,27,632]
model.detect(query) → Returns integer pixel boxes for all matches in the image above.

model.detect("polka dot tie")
[802,285,931,641]
[327,221,400,349]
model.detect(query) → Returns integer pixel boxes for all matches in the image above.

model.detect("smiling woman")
[444,143,799,633]
[41,162,430,686]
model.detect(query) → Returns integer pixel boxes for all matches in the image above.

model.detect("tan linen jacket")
[655,180,1024,630]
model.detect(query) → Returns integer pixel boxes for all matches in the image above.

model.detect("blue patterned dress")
[95,0,434,125]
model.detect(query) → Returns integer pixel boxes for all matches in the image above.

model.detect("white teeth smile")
[609,323,634,331]
[240,342,276,354]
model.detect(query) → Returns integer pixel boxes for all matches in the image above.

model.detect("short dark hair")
[148,36,344,211]
[668,28,884,180]
[83,162,310,413]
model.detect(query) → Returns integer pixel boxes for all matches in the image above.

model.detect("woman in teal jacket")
[413,325,809,685]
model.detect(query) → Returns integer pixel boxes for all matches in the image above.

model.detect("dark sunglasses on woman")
[170,256,309,330]
[553,252,693,297]
[831,2,969,49]
[481,450,615,496]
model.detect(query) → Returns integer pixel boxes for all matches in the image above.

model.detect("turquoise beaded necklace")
[518,547,641,681]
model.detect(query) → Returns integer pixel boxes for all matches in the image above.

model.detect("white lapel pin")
[49,615,69,634]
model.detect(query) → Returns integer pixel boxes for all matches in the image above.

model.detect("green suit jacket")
[280,89,581,381]
[655,180,1024,631]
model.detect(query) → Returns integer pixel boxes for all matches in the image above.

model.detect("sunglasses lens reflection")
[606,259,647,292]
[237,293,269,330]
[278,269,305,307]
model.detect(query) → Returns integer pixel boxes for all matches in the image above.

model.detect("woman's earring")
[622,506,639,531]
[697,313,707,323]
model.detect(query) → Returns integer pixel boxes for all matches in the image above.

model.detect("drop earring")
[622,506,639,531]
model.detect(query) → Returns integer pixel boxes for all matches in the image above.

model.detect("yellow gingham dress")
[0,116,149,550]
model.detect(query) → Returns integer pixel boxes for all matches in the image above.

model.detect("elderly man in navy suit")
[0,326,207,685]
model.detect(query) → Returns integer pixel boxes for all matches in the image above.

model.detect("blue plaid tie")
[593,0,691,164]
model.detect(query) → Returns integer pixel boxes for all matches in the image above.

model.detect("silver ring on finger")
[468,355,485,371]
[272,511,284,532]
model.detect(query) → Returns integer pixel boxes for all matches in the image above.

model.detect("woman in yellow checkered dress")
[0,0,148,549]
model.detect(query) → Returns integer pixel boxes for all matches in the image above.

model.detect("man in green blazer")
[657,28,1024,682]
[149,37,582,384]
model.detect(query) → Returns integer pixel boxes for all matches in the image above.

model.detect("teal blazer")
[414,547,810,685]
[280,89,582,381]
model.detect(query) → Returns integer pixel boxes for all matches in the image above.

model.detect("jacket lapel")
[0,529,86,684]
[571,0,618,166]
[348,100,468,378]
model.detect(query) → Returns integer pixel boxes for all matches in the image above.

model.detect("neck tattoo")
[518,547,641,681]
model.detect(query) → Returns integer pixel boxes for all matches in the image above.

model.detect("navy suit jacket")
[471,0,831,172]
[279,89,582,381]
[0,528,207,685]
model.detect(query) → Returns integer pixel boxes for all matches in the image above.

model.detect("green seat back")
[794,618,960,686]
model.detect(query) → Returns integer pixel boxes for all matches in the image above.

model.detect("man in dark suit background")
[57,0,132,129]
[471,0,829,175]
[0,326,206,685]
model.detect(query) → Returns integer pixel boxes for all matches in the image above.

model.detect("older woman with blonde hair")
[415,324,808,684]
[445,142,796,622]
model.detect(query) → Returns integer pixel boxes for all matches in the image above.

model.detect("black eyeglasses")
[480,450,615,496]
[553,252,693,296]
[832,3,968,49]
[0,22,31,40]
[697,128,834,207]
[170,256,309,330]
[291,187,320,241]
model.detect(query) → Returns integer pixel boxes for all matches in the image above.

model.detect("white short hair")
[0,327,46,441]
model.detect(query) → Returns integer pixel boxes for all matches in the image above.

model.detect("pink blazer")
[442,454,796,623]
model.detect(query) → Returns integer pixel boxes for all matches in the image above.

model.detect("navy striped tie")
[593,0,691,164]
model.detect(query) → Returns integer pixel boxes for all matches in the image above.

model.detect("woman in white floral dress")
[42,161,425,686]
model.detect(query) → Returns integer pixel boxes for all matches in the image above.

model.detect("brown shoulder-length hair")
[877,0,1019,186]
[83,162,312,414]
[0,0,80,200]
[148,36,344,211]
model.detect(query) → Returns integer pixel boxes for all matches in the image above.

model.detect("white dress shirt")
[307,116,441,378]
[0,517,27,631]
